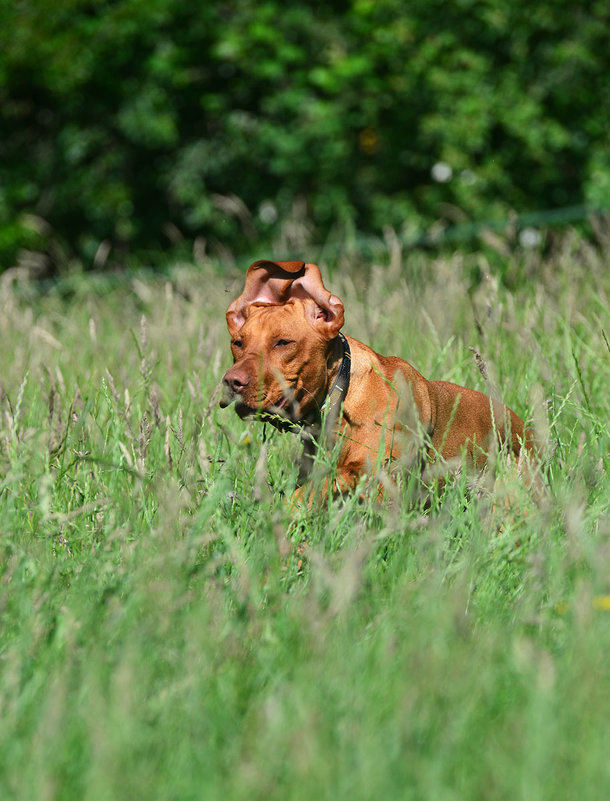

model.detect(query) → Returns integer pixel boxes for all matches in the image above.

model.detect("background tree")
[1,0,608,271]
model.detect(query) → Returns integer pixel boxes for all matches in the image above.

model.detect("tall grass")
[1,232,609,800]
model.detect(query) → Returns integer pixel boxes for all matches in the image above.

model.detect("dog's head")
[220,260,344,425]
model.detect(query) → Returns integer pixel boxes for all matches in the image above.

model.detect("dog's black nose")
[223,367,250,394]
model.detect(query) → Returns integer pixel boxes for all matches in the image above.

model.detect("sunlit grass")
[1,234,609,800]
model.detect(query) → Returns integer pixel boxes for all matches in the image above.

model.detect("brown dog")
[220,260,537,497]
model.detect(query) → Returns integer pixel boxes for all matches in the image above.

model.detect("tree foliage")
[1,0,608,268]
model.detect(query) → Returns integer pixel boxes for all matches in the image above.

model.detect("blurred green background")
[1,0,608,272]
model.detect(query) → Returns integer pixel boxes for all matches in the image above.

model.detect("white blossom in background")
[519,227,542,248]
[431,161,453,183]
[258,200,278,224]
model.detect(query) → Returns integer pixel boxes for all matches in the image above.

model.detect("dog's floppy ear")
[226,260,344,339]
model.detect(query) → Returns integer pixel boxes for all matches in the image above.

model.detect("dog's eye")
[232,339,243,349]
[273,338,293,348]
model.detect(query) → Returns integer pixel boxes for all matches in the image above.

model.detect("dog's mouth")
[222,392,301,429]
[235,395,293,419]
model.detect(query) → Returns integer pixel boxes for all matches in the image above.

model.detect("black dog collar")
[321,332,351,416]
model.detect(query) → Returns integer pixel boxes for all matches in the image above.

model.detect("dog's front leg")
[296,427,317,487]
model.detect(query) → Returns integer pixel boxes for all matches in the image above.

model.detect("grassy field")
[1,233,609,800]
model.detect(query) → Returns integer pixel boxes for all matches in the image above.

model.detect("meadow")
[1,231,609,800]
